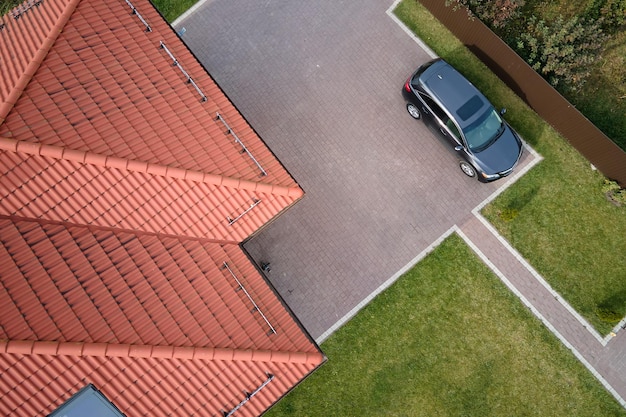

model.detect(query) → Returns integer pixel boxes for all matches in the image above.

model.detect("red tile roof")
[0,0,322,415]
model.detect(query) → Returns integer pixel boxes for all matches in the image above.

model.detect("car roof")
[418,59,491,129]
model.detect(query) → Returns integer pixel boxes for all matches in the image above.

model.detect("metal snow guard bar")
[160,41,207,102]
[216,112,267,176]
[223,261,277,335]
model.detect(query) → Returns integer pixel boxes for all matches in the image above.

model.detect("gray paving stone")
[178,0,505,338]
[177,0,626,407]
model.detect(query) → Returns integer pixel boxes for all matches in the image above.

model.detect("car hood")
[472,125,522,174]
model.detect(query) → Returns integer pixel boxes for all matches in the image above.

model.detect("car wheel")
[407,103,421,120]
[459,161,476,178]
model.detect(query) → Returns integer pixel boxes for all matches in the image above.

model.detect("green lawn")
[267,235,625,416]
[142,0,625,413]
[150,0,198,22]
[394,0,626,335]
[0,0,19,16]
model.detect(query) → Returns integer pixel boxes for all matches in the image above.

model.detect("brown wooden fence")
[418,0,626,186]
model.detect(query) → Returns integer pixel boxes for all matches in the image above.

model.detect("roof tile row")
[1,215,316,350]
[0,0,322,414]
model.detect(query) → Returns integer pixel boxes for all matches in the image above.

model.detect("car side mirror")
[454,145,463,152]
[500,108,507,116]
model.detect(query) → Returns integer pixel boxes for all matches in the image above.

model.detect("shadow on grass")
[497,185,539,222]
[597,290,626,325]
[466,44,528,105]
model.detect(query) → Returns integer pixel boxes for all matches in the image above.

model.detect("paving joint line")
[322,4,626,407]
[177,0,625,407]
[456,226,626,409]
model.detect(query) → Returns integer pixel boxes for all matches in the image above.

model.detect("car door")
[417,92,463,149]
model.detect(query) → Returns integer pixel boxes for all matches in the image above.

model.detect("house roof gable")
[0,0,321,415]
[0,216,323,416]
[0,0,303,242]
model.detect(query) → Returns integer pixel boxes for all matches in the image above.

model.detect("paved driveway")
[175,1,626,405]
[175,0,533,341]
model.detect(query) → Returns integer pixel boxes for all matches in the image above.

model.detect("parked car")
[403,58,523,182]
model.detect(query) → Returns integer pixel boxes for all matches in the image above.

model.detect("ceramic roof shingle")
[0,217,322,416]
[0,0,304,242]
[0,0,322,415]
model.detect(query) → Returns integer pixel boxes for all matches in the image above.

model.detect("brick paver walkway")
[458,212,626,407]
[175,0,625,408]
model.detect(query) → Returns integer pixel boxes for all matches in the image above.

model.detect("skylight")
[48,384,125,417]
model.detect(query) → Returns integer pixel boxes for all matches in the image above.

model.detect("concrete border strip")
[316,226,457,344]
[171,0,212,27]
[319,1,543,346]
[457,228,626,409]
[472,142,542,214]
[173,0,626,406]
[468,143,616,345]
[316,144,542,345]
[385,0,438,59]
[471,210,610,345]
[385,0,624,397]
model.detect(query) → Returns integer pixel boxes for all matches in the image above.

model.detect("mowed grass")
[394,0,626,335]
[0,0,19,16]
[267,235,626,416]
[150,0,197,22]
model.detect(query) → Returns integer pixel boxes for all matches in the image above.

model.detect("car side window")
[445,118,462,143]
[419,93,462,143]
[418,93,446,120]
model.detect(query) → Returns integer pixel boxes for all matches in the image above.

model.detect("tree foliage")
[516,15,608,91]
[445,0,525,28]
[584,0,626,33]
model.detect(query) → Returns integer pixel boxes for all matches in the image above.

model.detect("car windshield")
[462,107,504,151]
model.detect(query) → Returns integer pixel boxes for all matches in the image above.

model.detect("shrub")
[498,207,519,222]
[445,0,525,28]
[584,0,626,33]
[602,179,626,205]
[596,307,623,324]
[516,15,608,91]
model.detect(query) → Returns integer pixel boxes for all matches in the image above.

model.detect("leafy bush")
[516,15,608,91]
[498,207,519,222]
[602,179,626,205]
[445,0,525,28]
[584,0,626,33]
[596,307,624,324]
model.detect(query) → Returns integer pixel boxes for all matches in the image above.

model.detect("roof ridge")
[0,137,303,198]
[0,0,82,126]
[1,340,324,365]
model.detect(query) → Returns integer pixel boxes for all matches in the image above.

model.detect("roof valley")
[0,0,322,413]
[0,213,241,246]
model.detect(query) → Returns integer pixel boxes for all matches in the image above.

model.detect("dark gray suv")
[403,58,523,182]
